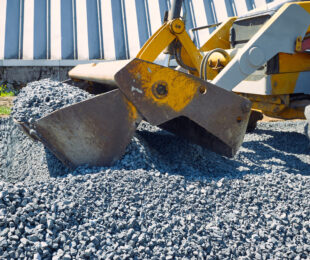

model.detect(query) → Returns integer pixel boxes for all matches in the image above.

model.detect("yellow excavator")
[18,0,310,167]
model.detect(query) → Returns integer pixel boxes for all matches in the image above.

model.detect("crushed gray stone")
[11,78,94,123]
[0,78,310,259]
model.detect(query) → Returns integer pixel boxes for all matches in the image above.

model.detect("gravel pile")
[0,117,68,183]
[11,79,94,123]
[2,79,93,183]
[0,79,310,259]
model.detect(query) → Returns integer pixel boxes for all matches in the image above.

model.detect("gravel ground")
[0,79,310,259]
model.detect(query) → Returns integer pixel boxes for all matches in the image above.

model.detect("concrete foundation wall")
[0,66,72,88]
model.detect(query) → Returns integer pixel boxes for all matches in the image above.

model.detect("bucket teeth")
[25,89,139,167]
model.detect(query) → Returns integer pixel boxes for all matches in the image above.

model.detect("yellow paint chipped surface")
[124,98,138,121]
[129,61,199,112]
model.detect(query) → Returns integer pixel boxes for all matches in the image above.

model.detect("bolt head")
[152,81,168,99]
[241,101,252,113]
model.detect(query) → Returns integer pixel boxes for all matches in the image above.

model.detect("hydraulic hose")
[200,48,230,81]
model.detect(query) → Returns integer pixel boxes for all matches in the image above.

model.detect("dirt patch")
[0,96,14,107]
[0,97,14,118]
[0,115,9,118]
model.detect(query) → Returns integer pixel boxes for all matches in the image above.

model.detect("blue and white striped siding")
[0,0,284,63]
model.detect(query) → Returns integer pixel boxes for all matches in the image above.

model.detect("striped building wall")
[0,0,289,63]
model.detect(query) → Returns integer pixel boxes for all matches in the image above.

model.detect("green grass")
[0,84,16,97]
[0,106,11,115]
[0,92,15,97]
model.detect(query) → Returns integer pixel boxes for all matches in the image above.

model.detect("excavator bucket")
[17,58,251,167]
[18,89,139,167]
[13,0,256,167]
[115,59,252,157]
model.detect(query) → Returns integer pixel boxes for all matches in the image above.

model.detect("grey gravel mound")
[11,78,94,122]
[0,117,68,183]
[1,78,310,259]
[1,167,310,259]
[1,117,310,259]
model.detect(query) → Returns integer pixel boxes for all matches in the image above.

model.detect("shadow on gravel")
[254,129,310,155]
[43,127,310,180]
[241,129,310,176]
[45,147,70,177]
[137,128,310,178]
[135,130,245,179]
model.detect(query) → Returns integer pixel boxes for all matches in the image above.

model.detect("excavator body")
[18,0,310,167]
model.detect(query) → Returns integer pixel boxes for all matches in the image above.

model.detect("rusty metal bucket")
[17,89,139,167]
[17,59,251,167]
[115,59,252,157]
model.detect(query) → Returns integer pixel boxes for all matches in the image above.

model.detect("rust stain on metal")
[20,89,139,167]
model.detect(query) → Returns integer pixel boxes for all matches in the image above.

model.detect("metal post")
[168,0,183,20]
[164,0,183,55]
